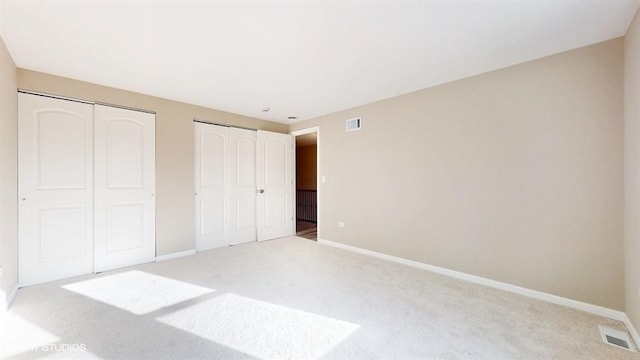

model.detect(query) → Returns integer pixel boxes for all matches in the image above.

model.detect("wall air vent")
[599,326,636,352]
[346,116,362,132]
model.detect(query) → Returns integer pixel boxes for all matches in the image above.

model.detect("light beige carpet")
[0,236,638,359]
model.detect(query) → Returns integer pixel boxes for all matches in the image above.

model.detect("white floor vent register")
[599,325,636,352]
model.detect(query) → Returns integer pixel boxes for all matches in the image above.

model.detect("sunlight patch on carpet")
[157,293,359,359]
[62,270,214,315]
[0,312,60,358]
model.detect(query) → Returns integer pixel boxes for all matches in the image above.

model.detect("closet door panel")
[94,105,155,272]
[228,127,257,245]
[18,93,95,286]
[194,123,229,250]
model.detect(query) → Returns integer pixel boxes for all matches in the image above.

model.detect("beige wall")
[291,39,625,310]
[2,28,630,315]
[296,145,317,190]
[17,69,288,256]
[0,35,18,306]
[625,8,640,332]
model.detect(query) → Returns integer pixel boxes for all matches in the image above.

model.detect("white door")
[194,123,229,250]
[228,127,257,245]
[257,130,294,241]
[94,105,156,272]
[18,93,95,286]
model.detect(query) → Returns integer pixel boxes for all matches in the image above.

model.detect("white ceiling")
[1,1,638,124]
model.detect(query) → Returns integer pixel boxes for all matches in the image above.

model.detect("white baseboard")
[318,238,627,322]
[155,249,196,262]
[623,314,640,350]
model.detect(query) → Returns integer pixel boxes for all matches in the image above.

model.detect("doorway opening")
[293,128,318,241]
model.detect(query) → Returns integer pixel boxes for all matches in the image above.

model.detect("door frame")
[290,126,320,240]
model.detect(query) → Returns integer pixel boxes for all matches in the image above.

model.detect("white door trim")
[290,126,320,239]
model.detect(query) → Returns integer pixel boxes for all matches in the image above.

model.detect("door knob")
[259,189,264,193]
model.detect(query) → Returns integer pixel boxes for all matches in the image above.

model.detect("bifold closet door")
[194,123,228,250]
[194,123,258,249]
[228,127,257,245]
[94,105,156,273]
[18,93,95,286]
[256,130,293,241]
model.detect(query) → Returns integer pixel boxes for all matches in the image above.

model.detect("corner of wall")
[625,5,640,341]
[0,33,19,310]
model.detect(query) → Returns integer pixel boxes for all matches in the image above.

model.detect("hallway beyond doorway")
[296,220,317,241]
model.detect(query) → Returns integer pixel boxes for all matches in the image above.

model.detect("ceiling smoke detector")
[261,107,270,112]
